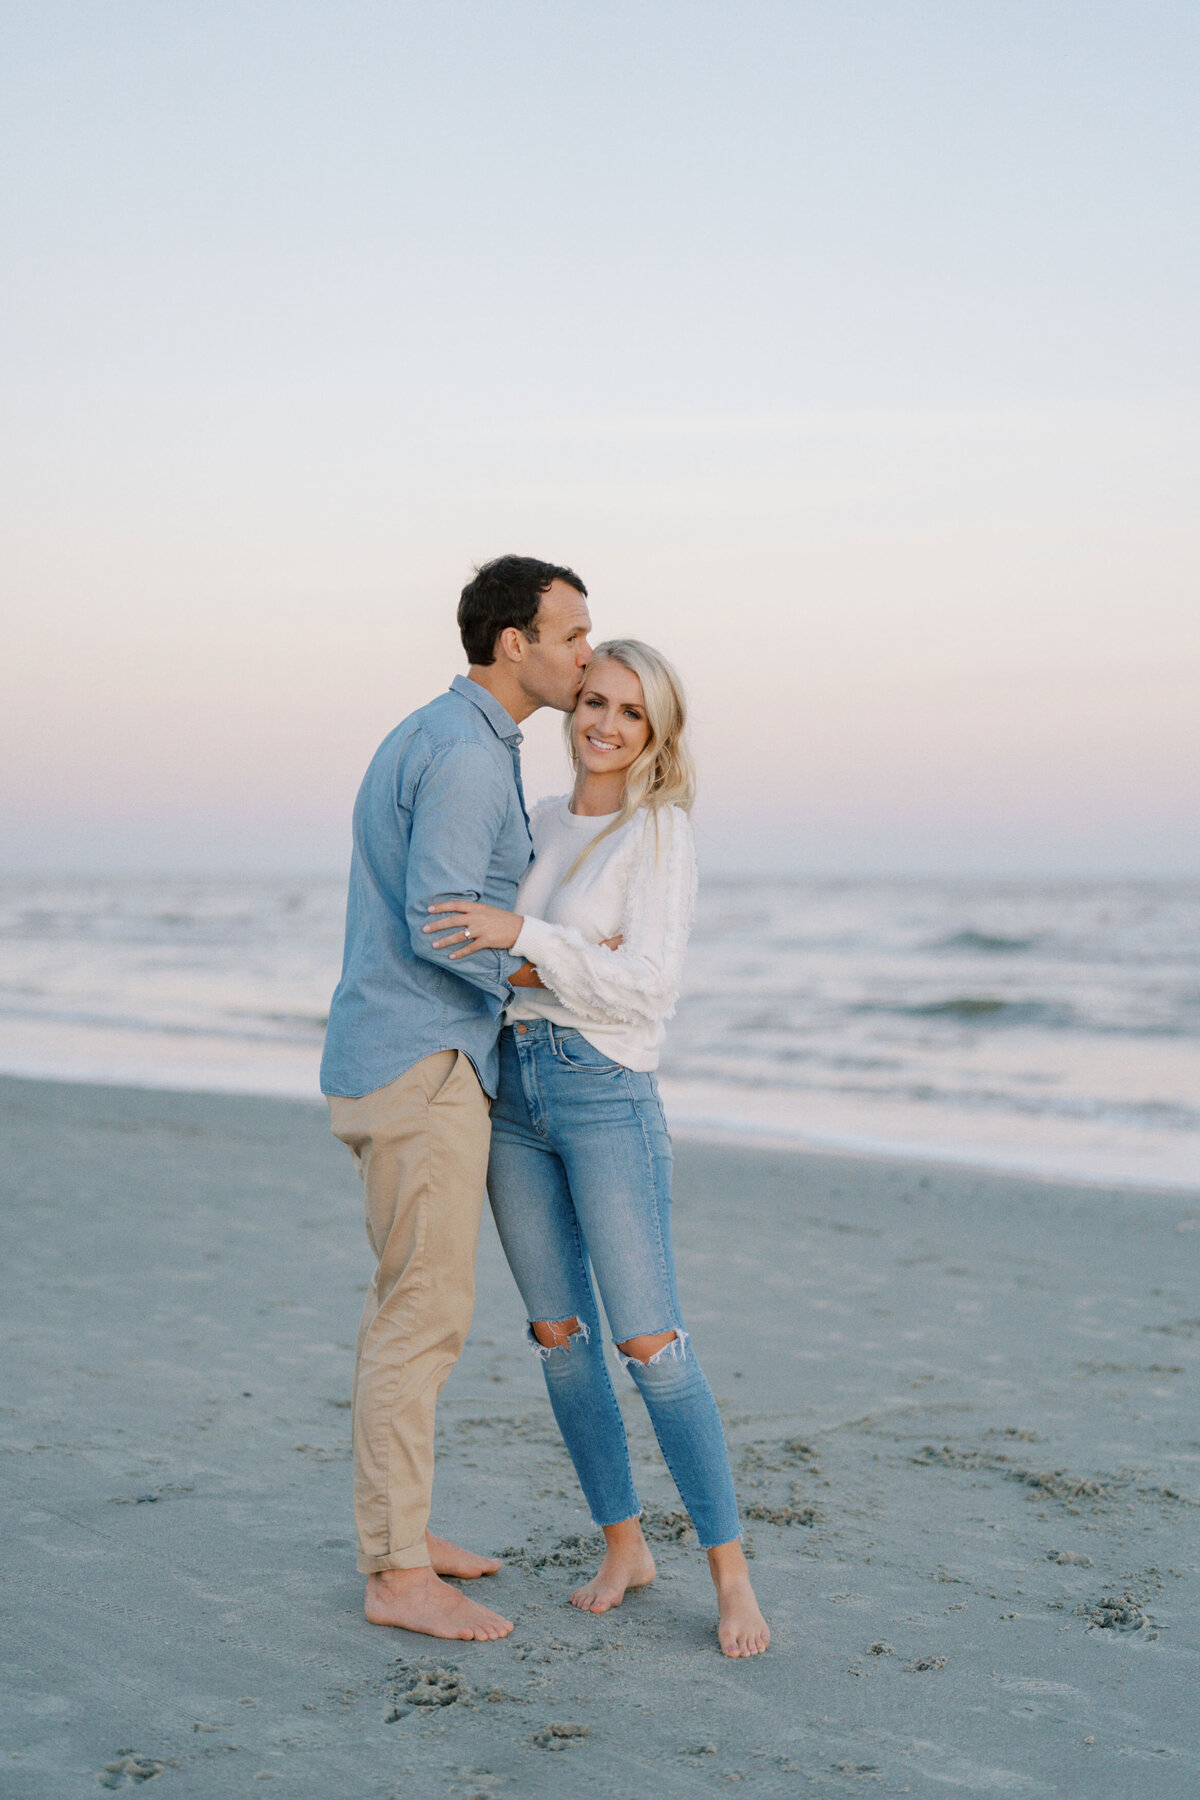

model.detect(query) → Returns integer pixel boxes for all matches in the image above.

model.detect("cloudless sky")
[3,0,1198,874]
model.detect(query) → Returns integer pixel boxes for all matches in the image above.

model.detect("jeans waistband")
[503,1017,580,1046]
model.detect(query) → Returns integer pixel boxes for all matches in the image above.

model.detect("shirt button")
[516,1024,528,1034]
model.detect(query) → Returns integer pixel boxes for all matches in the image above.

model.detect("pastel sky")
[3,0,1198,875]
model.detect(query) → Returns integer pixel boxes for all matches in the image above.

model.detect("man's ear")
[495,624,526,666]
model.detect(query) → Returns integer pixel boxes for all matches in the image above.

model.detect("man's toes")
[458,1553,502,1576]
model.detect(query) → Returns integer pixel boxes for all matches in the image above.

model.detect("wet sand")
[2,1073,1198,1798]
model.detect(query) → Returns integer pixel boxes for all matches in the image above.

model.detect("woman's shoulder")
[630,802,697,864]
[529,793,570,829]
[644,800,694,838]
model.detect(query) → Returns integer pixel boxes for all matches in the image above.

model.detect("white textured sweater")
[507,795,698,1070]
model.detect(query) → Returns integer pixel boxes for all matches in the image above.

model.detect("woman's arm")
[423,904,622,991]
[509,808,697,1028]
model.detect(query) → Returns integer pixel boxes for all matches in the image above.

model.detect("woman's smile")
[571,658,652,789]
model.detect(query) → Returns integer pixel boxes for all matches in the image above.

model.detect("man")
[321,555,593,1641]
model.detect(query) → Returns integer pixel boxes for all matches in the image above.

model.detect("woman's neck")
[570,769,626,817]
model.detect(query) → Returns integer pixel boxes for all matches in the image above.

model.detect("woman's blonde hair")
[562,638,695,875]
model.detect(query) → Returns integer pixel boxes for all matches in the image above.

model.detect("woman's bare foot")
[425,1529,502,1578]
[708,1541,770,1657]
[365,1567,514,1639]
[571,1516,656,1613]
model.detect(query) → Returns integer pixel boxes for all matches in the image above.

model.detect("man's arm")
[404,741,526,1002]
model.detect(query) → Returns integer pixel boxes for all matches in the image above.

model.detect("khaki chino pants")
[328,1050,491,1573]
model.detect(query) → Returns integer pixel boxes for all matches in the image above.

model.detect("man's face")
[518,580,593,712]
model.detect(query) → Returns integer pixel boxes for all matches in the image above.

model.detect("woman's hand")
[424,901,523,960]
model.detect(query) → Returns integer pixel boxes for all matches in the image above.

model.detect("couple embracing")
[320,555,769,1659]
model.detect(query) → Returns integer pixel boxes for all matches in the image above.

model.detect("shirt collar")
[450,673,523,745]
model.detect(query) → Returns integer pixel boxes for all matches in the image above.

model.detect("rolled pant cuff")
[357,1539,431,1574]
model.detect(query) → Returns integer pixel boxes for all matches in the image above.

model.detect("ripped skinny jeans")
[486,1020,741,1548]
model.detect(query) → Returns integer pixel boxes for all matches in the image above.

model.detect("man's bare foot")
[708,1541,770,1657]
[571,1517,656,1613]
[426,1529,502,1578]
[365,1566,513,1639]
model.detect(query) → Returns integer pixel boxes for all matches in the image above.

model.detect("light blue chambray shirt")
[320,675,532,1100]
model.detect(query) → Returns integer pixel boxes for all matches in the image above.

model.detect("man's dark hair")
[458,555,587,666]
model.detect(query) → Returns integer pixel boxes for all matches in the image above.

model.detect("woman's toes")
[717,1600,770,1657]
[726,1620,773,1656]
[571,1573,622,1612]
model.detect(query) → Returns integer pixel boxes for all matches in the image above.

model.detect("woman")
[423,640,769,1658]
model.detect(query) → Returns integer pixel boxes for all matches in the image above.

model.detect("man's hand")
[423,901,522,959]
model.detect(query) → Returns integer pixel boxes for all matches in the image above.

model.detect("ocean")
[1,874,1197,1189]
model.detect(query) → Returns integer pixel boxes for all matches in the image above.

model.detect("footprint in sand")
[385,1661,471,1720]
[99,1752,166,1787]
[529,1723,590,1751]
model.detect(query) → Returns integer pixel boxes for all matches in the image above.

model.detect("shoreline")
[1,1063,1196,1199]
[3,1072,1198,1797]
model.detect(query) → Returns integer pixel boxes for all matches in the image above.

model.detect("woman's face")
[571,658,651,780]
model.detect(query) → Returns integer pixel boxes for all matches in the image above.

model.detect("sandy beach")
[2,1072,1198,1799]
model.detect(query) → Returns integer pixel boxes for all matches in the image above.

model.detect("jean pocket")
[552,1029,624,1074]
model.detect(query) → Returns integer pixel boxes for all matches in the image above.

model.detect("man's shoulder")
[366,688,496,771]
[406,686,498,753]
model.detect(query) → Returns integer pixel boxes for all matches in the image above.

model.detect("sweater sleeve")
[512,807,697,1027]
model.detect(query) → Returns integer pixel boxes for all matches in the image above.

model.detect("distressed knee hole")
[532,1316,581,1348]
[526,1317,589,1360]
[616,1328,682,1366]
